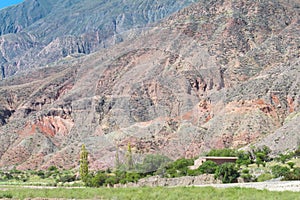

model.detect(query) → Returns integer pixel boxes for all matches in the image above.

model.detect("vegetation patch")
[0,186,300,200]
[1,145,300,189]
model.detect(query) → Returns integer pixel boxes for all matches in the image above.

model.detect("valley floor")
[1,181,300,200]
[196,180,300,192]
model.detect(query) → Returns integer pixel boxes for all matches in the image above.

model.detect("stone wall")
[115,174,221,188]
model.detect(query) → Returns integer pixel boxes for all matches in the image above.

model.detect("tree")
[276,152,294,164]
[215,163,240,183]
[92,172,107,187]
[206,148,237,157]
[255,152,266,167]
[271,165,290,178]
[163,158,194,177]
[236,151,252,167]
[80,144,89,181]
[283,167,300,180]
[125,143,134,170]
[253,145,271,167]
[115,146,121,170]
[105,175,118,186]
[137,154,171,174]
[198,160,218,174]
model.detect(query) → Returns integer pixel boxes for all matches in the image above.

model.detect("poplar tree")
[80,144,89,180]
[126,143,133,170]
[115,146,121,170]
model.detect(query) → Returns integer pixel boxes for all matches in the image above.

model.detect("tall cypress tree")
[126,143,133,170]
[115,146,121,170]
[80,144,89,180]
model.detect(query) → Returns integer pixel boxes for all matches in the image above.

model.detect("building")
[189,156,238,170]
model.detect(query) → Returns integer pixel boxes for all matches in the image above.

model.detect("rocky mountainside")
[0,0,196,77]
[0,0,299,170]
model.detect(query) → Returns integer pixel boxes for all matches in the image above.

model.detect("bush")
[88,172,107,187]
[124,172,140,183]
[0,193,13,199]
[236,151,252,167]
[287,162,295,169]
[257,173,273,182]
[57,174,76,183]
[283,167,300,180]
[48,166,58,171]
[255,153,266,167]
[214,163,239,183]
[251,146,272,166]
[37,170,45,179]
[136,154,171,174]
[83,170,144,187]
[162,158,194,178]
[241,173,255,182]
[206,149,237,157]
[165,168,178,178]
[198,161,218,174]
[10,168,21,174]
[275,153,294,164]
[271,165,290,178]
[240,169,255,182]
[187,169,201,176]
[105,176,118,186]
[170,158,194,170]
[20,175,28,182]
[3,173,13,180]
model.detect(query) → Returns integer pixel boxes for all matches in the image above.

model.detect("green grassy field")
[0,186,300,200]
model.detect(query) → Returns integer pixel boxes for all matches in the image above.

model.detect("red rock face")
[35,116,73,138]
[0,0,299,170]
[287,96,295,113]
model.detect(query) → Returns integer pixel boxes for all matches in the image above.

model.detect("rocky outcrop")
[0,0,299,170]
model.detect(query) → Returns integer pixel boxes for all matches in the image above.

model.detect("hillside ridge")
[0,0,299,170]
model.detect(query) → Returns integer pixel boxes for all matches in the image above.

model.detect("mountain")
[0,0,196,77]
[0,0,299,170]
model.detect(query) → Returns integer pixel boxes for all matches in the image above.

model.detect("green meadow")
[0,186,300,200]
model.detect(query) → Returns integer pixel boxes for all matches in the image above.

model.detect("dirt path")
[195,181,300,192]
